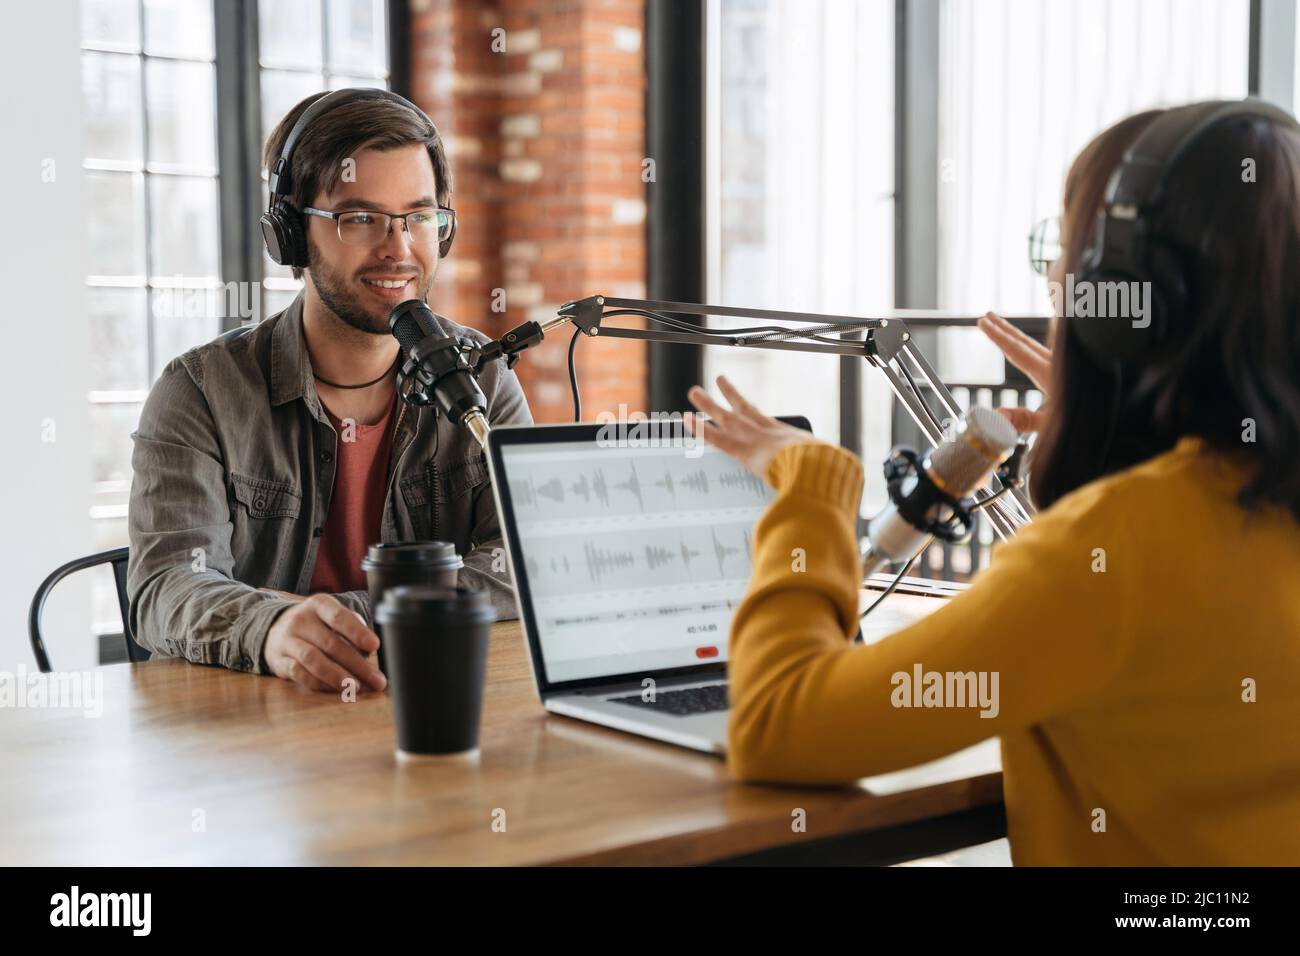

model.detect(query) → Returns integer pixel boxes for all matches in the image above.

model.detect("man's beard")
[305,238,432,335]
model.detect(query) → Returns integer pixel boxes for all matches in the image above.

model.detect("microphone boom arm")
[465,294,1038,540]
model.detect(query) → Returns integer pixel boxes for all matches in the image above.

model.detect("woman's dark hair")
[262,90,452,278]
[1030,107,1300,521]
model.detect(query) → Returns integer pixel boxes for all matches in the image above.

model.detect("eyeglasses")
[303,205,457,247]
[1028,215,1062,276]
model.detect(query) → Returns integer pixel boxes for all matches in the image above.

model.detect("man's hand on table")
[261,592,387,694]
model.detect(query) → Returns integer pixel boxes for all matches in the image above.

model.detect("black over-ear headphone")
[260,87,456,269]
[1074,97,1300,366]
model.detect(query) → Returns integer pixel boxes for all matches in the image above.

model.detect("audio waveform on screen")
[507,454,770,520]
[521,521,757,594]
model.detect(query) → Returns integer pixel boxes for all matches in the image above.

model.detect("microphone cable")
[857,481,1014,623]
[568,325,583,422]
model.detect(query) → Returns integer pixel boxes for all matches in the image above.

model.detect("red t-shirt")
[309,395,398,595]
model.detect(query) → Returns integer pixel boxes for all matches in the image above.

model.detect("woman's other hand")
[977,311,1052,434]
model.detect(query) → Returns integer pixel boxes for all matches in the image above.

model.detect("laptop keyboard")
[608,683,729,717]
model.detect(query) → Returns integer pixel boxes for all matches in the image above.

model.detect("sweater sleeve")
[726,441,1137,785]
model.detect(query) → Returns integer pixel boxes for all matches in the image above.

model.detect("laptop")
[485,416,811,754]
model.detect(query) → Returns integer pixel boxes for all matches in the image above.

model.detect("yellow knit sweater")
[727,437,1299,865]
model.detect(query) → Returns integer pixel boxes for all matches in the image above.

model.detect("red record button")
[695,646,719,659]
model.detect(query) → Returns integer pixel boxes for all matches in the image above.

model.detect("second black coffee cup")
[361,541,463,675]
[375,585,496,758]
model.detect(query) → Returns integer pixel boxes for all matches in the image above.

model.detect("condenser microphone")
[388,299,491,447]
[861,406,1019,577]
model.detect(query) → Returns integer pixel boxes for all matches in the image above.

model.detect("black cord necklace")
[313,354,400,390]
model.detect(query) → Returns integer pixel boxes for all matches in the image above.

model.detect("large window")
[78,0,392,646]
[80,0,221,635]
[706,0,896,475]
[708,0,1256,544]
[936,0,1251,384]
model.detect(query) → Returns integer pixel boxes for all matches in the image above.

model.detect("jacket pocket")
[399,469,433,539]
[435,453,490,503]
[231,472,302,519]
[398,454,489,541]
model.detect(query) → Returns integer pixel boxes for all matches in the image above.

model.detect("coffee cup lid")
[362,541,462,567]
[375,585,497,626]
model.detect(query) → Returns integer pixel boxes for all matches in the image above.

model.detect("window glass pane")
[92,518,130,553]
[91,403,143,485]
[143,0,214,60]
[327,74,387,91]
[146,59,217,172]
[86,170,147,277]
[88,288,149,391]
[1295,15,1300,110]
[707,0,895,449]
[149,175,220,278]
[82,0,141,49]
[327,0,387,74]
[88,548,128,638]
[259,0,323,69]
[82,52,144,164]
[150,288,220,379]
[261,69,326,143]
[263,286,304,322]
[936,0,1250,381]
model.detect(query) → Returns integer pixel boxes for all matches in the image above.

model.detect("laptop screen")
[494,429,785,685]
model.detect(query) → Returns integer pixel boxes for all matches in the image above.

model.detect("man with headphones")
[126,89,533,693]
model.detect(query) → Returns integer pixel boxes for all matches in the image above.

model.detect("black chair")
[29,547,151,672]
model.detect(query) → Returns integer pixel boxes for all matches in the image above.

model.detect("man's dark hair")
[262,89,452,278]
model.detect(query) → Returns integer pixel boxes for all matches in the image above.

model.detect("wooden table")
[0,592,1003,865]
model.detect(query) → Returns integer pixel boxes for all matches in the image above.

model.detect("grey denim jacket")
[126,294,533,674]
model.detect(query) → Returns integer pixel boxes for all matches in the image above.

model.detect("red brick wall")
[409,0,648,423]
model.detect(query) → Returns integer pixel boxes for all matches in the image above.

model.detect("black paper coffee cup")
[375,585,496,758]
[361,542,463,675]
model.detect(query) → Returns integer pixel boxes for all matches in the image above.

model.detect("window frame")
[218,0,405,333]
[80,0,223,546]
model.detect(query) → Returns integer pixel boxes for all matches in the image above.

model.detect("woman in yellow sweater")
[684,102,1300,865]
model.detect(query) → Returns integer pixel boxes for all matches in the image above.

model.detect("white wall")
[0,2,93,672]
